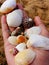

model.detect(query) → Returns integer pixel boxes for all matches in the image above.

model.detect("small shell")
[7,9,23,27]
[15,43,27,52]
[15,49,36,65]
[23,17,34,29]
[16,35,27,43]
[0,0,16,14]
[28,18,32,21]
[9,48,18,55]
[24,26,41,38]
[11,27,20,36]
[8,35,27,45]
[11,27,24,36]
[8,36,18,45]
[27,34,49,50]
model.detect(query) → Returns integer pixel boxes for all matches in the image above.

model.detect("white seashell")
[7,9,23,27]
[15,43,26,52]
[24,26,41,38]
[0,0,16,14]
[8,36,17,45]
[28,18,32,21]
[15,49,36,65]
[27,34,49,50]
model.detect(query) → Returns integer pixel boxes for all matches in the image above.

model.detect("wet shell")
[7,9,23,27]
[8,35,27,45]
[15,49,36,65]
[8,36,18,45]
[15,43,27,52]
[27,34,49,50]
[0,0,16,14]
[16,35,27,43]
[24,26,41,38]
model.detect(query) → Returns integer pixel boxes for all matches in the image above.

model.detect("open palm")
[1,4,49,65]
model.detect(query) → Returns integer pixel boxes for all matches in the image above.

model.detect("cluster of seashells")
[0,0,49,65]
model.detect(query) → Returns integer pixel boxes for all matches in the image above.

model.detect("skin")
[1,4,49,65]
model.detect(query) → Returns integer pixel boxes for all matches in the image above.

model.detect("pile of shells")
[0,0,49,65]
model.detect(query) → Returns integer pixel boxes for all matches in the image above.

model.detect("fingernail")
[36,16,41,21]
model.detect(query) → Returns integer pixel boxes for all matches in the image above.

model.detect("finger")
[1,16,15,65]
[1,16,16,65]
[17,3,28,18]
[34,16,45,26]
[34,16,49,37]
[17,3,23,10]
[34,16,48,30]
[4,41,15,65]
[23,10,28,18]
[34,16,41,25]
[1,15,9,41]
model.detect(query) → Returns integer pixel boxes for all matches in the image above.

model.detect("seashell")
[24,26,41,38]
[11,27,20,36]
[15,49,36,65]
[23,17,34,29]
[11,27,24,36]
[8,36,18,45]
[15,43,27,52]
[8,35,27,45]
[16,35,27,43]
[9,48,18,55]
[0,0,16,14]
[28,18,33,21]
[7,9,23,27]
[27,34,49,50]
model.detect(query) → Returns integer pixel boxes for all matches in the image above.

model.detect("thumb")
[34,16,49,37]
[34,16,46,27]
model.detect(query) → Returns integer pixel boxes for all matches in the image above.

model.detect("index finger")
[1,15,9,42]
[17,3,28,18]
[16,3,23,10]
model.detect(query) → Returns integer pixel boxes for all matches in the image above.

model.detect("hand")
[31,16,49,65]
[1,7,49,65]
